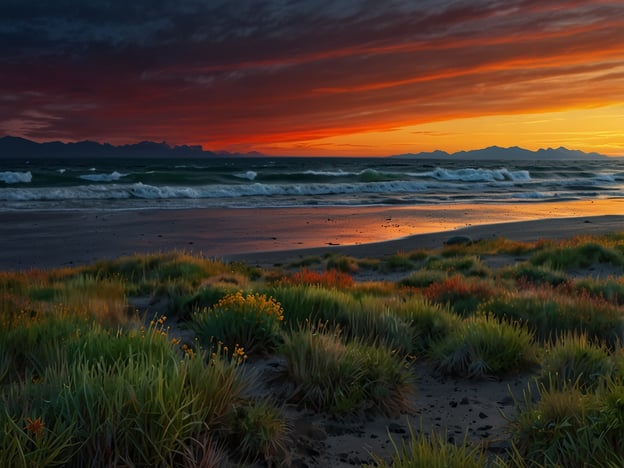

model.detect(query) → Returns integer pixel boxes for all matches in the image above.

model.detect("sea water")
[1,157,623,211]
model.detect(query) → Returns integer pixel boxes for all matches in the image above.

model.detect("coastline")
[1,199,623,270]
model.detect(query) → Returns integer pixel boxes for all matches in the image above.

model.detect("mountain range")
[0,136,610,160]
[391,145,608,160]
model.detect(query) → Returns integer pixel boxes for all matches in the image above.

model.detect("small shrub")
[191,291,284,356]
[325,254,359,273]
[344,299,414,354]
[424,256,490,277]
[398,270,447,288]
[392,297,461,354]
[228,400,291,463]
[509,379,624,467]
[431,314,537,378]
[540,333,614,391]
[384,253,415,271]
[280,326,414,415]
[280,326,360,413]
[267,285,356,329]
[507,264,570,287]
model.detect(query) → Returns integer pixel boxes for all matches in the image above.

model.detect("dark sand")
[1,201,624,270]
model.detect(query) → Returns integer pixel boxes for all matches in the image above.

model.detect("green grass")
[509,379,624,467]
[423,255,491,277]
[431,314,538,378]
[190,291,284,356]
[480,288,624,345]
[368,422,487,468]
[280,325,414,415]
[3,230,624,465]
[540,333,615,391]
[530,242,624,270]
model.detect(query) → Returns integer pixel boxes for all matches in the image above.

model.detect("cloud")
[0,0,623,150]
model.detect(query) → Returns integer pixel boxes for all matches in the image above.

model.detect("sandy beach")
[1,199,623,271]
[2,201,624,466]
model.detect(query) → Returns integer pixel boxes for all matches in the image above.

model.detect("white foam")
[233,170,257,180]
[414,167,531,182]
[303,169,354,176]
[79,171,126,182]
[0,171,32,184]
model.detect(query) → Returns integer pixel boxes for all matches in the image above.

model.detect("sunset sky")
[1,0,623,156]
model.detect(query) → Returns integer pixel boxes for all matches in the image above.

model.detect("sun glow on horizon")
[224,104,624,157]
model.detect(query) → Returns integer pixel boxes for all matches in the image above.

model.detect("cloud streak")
[1,0,623,153]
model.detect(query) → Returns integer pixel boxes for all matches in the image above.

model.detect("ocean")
[1,157,623,212]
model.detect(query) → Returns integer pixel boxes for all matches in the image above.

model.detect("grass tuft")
[431,314,538,378]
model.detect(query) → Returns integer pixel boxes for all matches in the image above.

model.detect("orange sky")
[1,1,623,156]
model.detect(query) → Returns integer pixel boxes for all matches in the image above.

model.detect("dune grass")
[2,232,624,465]
[280,324,414,415]
[368,422,487,468]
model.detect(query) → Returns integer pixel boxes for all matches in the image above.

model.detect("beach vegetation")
[423,255,491,277]
[343,297,414,353]
[391,297,461,354]
[508,378,624,467]
[278,267,355,289]
[407,249,430,261]
[505,263,570,287]
[384,252,416,271]
[325,253,360,273]
[540,333,615,391]
[286,255,322,268]
[4,229,624,465]
[0,310,290,466]
[480,288,624,345]
[424,275,495,316]
[397,269,448,288]
[368,422,487,468]
[529,242,624,270]
[574,276,624,305]
[280,324,414,415]
[266,284,355,329]
[430,314,538,378]
[190,290,284,356]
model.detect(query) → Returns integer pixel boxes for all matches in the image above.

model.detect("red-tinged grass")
[279,267,354,289]
[480,286,624,345]
[424,275,495,316]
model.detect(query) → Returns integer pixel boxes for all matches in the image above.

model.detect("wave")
[0,171,32,184]
[0,180,430,202]
[303,169,354,177]
[414,167,531,182]
[233,171,257,180]
[79,171,126,182]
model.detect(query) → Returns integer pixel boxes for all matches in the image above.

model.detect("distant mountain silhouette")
[0,137,611,160]
[391,145,608,160]
[0,136,261,159]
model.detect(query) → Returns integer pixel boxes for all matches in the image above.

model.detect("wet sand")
[1,200,623,270]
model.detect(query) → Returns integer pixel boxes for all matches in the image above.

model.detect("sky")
[1,0,623,156]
